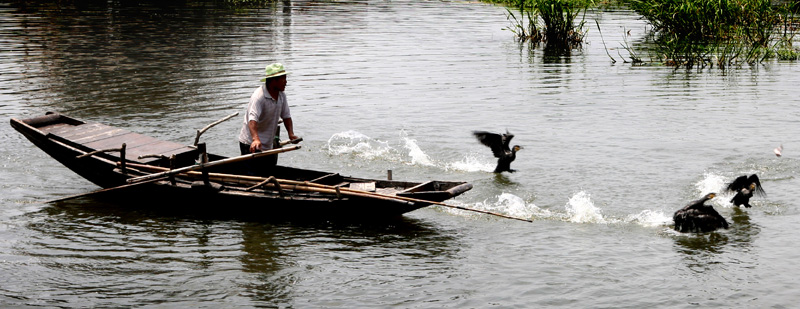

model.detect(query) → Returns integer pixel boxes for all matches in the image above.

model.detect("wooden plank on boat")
[376,187,402,196]
[39,123,73,134]
[51,123,109,138]
[400,181,434,193]
[349,182,376,192]
[129,146,194,162]
[72,128,129,144]
[126,140,191,155]
[83,133,161,150]
[58,125,121,142]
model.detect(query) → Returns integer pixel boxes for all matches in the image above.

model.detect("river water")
[2,0,799,307]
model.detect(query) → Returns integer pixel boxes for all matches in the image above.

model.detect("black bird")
[673,193,729,233]
[473,130,522,173]
[724,174,765,208]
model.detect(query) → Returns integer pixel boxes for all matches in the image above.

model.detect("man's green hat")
[260,63,289,82]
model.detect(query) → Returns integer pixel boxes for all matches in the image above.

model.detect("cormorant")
[473,130,522,173]
[725,174,765,208]
[673,193,729,233]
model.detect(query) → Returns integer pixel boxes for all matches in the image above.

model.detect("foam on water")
[444,154,495,173]
[565,191,606,224]
[327,130,498,171]
[439,193,552,221]
[624,209,673,227]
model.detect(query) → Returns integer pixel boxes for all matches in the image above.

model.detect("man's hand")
[249,139,262,153]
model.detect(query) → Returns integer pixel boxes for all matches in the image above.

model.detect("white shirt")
[238,85,291,150]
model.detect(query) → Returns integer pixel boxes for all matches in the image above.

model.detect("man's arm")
[283,117,299,141]
[248,120,262,153]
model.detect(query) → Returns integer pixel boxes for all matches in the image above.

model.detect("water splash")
[695,172,726,197]
[440,193,550,220]
[565,191,606,223]
[327,130,498,170]
[326,130,397,160]
[625,209,673,227]
[695,172,735,208]
[444,154,495,173]
[401,135,435,167]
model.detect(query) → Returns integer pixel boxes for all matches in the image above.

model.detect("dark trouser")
[239,142,278,176]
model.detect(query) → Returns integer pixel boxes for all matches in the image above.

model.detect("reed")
[625,0,799,68]
[502,0,594,49]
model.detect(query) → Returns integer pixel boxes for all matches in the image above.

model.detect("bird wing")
[748,174,766,196]
[473,131,506,158]
[673,206,729,232]
[701,206,730,229]
[725,175,750,192]
[502,130,514,151]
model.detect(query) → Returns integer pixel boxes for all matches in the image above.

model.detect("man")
[238,63,299,174]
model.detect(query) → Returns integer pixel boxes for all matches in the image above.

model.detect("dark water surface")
[2,0,800,307]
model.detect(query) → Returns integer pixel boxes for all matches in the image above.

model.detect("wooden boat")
[10,112,473,218]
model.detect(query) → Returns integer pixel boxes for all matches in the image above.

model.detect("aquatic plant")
[536,0,593,48]
[504,0,544,43]
[625,0,800,68]
[501,0,594,49]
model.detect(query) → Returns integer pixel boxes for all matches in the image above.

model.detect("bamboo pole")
[194,112,238,146]
[124,162,532,223]
[45,175,167,203]
[126,145,301,184]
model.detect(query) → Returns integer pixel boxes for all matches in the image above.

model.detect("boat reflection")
[237,216,461,304]
[22,197,462,306]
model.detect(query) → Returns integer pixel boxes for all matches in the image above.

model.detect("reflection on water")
[674,232,730,255]
[672,207,760,275]
[3,0,294,127]
[729,207,760,245]
[238,217,461,305]
[16,199,460,307]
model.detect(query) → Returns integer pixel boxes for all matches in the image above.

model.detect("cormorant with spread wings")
[725,174,766,208]
[473,130,522,173]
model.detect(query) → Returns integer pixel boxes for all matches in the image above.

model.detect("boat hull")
[11,113,473,218]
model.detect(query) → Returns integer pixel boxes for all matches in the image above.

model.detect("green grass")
[501,0,594,49]
[625,0,800,68]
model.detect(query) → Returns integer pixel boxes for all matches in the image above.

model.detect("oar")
[126,145,301,184]
[45,175,168,203]
[124,163,533,223]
